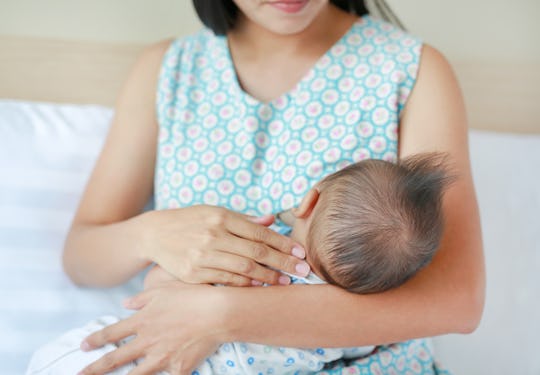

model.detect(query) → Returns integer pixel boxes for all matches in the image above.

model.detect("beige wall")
[1,0,539,63]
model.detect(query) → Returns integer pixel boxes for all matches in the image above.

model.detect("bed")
[1,36,539,375]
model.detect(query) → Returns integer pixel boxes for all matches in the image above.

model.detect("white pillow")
[0,100,144,375]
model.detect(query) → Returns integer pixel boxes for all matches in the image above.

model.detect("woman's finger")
[227,212,304,258]
[123,289,156,310]
[79,339,144,375]
[82,317,136,351]
[127,358,162,375]
[189,267,254,287]
[212,239,296,284]
[220,229,311,278]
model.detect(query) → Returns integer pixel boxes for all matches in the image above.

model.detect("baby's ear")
[294,188,320,219]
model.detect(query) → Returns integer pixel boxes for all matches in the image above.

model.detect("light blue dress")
[155,14,451,375]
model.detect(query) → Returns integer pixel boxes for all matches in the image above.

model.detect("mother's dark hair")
[192,0,402,35]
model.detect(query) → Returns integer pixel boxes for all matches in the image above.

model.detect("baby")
[27,152,453,375]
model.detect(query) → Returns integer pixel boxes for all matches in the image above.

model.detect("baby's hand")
[143,265,178,290]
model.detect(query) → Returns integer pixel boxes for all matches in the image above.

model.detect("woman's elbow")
[453,274,486,334]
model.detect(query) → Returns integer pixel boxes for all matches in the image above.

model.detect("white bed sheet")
[1,99,539,375]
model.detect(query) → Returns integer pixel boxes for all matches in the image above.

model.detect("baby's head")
[289,152,454,294]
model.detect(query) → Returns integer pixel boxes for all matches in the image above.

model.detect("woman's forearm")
[221,178,485,348]
[63,211,153,287]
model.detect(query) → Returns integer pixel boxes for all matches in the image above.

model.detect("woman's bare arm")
[218,45,485,347]
[62,40,172,287]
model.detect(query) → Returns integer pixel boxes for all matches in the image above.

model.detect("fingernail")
[80,340,91,351]
[292,246,305,259]
[295,262,311,277]
[251,279,263,286]
[278,275,291,285]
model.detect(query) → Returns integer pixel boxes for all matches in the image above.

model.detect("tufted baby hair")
[306,152,455,294]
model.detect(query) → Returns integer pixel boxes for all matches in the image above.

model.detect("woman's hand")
[79,282,226,375]
[139,205,310,286]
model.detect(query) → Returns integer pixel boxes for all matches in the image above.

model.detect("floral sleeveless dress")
[155,14,451,375]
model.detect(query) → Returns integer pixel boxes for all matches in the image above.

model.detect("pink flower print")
[374,35,388,45]
[324,148,341,163]
[219,105,233,119]
[363,27,376,38]
[284,107,295,121]
[195,56,207,68]
[242,144,256,160]
[273,155,286,171]
[234,170,251,187]
[327,64,343,80]
[297,91,311,106]
[176,147,191,162]
[302,127,318,142]
[258,199,272,214]
[159,128,169,143]
[170,172,183,188]
[182,110,194,123]
[369,363,383,375]
[313,138,329,152]
[296,150,312,166]
[245,116,259,132]
[178,187,193,203]
[247,186,262,200]
[167,199,179,209]
[286,140,301,156]
[166,159,176,173]
[372,107,389,125]
[386,124,398,141]
[193,175,208,192]
[349,87,365,101]
[187,126,200,138]
[212,92,226,106]
[204,190,219,205]
[217,141,233,155]
[166,106,176,121]
[235,132,248,147]
[190,89,204,103]
[307,161,323,178]
[331,44,346,56]
[269,120,284,136]
[402,37,415,47]
[354,64,370,78]
[399,88,411,106]
[292,176,308,195]
[398,52,413,64]
[369,53,385,66]
[227,119,242,133]
[335,101,351,116]
[258,105,273,121]
[217,180,233,195]
[252,159,266,175]
[376,83,392,99]
[282,166,296,182]
[322,90,338,105]
[359,44,374,56]
[340,135,357,151]
[161,145,174,158]
[210,128,225,143]
[270,182,283,199]
[360,96,376,111]
[311,77,326,92]
[208,164,224,180]
[162,185,170,199]
[383,152,397,163]
[255,132,269,148]
[262,172,273,187]
[274,96,287,110]
[353,148,370,161]
[387,93,398,111]
[343,54,358,68]
[366,74,382,88]
[369,136,387,153]
[230,195,246,211]
[319,55,331,68]
[216,57,227,70]
[306,102,322,117]
[184,161,198,176]
[265,146,277,161]
[203,113,217,128]
[281,193,294,208]
[221,70,233,83]
[319,114,334,129]
[166,55,178,68]
[345,110,360,125]
[391,70,406,84]
[338,77,354,92]
[347,33,362,45]
[279,130,291,145]
[225,155,241,170]
[208,80,219,91]
[193,139,208,152]
[201,151,216,165]
[330,125,345,140]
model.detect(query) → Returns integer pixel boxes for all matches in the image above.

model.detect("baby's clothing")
[26,273,374,375]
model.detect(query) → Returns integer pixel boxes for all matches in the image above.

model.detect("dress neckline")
[218,15,370,106]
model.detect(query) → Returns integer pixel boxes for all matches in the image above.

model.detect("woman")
[63,0,484,373]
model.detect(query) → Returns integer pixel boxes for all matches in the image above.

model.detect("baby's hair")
[306,152,455,294]
[192,0,404,36]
